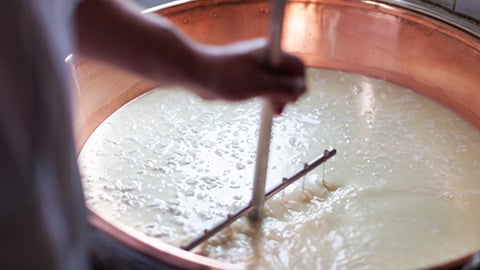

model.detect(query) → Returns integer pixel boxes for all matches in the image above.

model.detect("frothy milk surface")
[79,68,480,269]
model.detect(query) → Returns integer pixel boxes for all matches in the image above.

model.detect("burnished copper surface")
[71,0,480,269]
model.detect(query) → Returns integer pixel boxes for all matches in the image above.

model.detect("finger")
[268,76,306,99]
[268,99,286,115]
[264,87,303,114]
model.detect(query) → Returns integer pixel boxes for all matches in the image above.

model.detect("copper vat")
[71,0,480,269]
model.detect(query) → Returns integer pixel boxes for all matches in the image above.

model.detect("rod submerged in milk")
[249,0,289,222]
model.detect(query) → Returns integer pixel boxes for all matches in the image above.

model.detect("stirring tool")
[249,0,289,222]
[181,149,337,251]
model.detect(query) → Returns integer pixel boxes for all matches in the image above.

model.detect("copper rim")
[71,0,480,269]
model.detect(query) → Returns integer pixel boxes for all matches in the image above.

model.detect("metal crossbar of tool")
[181,149,337,251]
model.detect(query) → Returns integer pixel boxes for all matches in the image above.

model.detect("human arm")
[74,0,306,113]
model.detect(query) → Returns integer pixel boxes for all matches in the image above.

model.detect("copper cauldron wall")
[71,0,480,269]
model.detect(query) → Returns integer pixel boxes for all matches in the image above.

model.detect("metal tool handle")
[249,0,289,222]
[266,0,287,67]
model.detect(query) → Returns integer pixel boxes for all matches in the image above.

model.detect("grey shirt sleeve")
[0,0,90,269]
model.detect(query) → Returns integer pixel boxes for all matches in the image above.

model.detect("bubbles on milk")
[79,69,480,269]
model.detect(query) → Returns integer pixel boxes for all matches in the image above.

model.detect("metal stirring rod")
[249,0,289,222]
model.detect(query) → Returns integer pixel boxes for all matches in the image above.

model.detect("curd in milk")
[79,68,480,269]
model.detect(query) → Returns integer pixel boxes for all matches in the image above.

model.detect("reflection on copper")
[358,82,376,128]
[71,0,480,269]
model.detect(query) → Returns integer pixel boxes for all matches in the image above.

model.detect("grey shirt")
[0,0,89,269]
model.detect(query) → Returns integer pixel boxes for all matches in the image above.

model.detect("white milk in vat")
[79,68,480,269]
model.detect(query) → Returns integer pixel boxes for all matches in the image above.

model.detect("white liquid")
[79,69,480,269]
